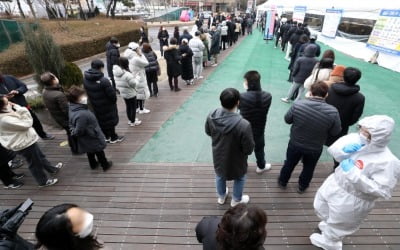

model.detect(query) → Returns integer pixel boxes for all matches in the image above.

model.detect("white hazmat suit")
[310,115,400,250]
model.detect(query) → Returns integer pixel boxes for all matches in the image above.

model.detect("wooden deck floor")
[1,36,400,249]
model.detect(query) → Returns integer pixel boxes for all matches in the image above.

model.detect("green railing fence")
[0,19,24,52]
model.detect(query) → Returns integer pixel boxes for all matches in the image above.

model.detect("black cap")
[110,37,119,43]
[91,59,104,70]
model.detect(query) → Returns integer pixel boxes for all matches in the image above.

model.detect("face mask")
[359,133,370,145]
[77,213,94,238]
[243,82,248,90]
[115,43,121,48]
[162,28,166,31]
[79,97,88,105]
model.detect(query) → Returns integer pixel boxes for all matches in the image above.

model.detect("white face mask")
[77,213,94,238]
[115,43,121,48]
[79,97,88,105]
[359,132,370,145]
[243,82,248,90]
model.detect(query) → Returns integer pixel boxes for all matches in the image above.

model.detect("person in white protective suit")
[310,115,400,250]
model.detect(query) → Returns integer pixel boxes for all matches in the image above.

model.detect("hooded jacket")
[123,47,149,89]
[292,45,319,84]
[189,36,205,58]
[69,102,106,154]
[163,45,182,77]
[105,41,120,77]
[328,115,400,201]
[42,85,69,129]
[205,108,255,180]
[83,68,119,129]
[113,65,138,99]
[0,104,38,151]
[326,82,365,132]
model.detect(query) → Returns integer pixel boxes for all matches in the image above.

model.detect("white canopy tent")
[256,0,400,73]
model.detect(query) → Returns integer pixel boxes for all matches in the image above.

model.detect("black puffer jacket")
[292,45,318,84]
[326,83,365,132]
[143,50,159,73]
[0,75,28,107]
[239,90,272,135]
[83,69,118,129]
[105,42,120,78]
[205,108,255,180]
[69,103,107,154]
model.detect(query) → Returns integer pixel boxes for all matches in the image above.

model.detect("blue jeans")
[216,175,246,202]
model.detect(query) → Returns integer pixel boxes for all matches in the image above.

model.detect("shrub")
[27,95,45,111]
[59,62,83,89]
[23,23,65,90]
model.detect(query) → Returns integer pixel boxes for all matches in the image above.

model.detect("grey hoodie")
[292,44,319,84]
[205,108,254,180]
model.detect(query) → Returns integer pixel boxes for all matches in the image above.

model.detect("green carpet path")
[133,30,400,163]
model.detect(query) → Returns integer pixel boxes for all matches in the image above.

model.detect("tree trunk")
[106,0,113,17]
[85,0,91,13]
[26,0,37,18]
[16,0,26,18]
[111,0,117,18]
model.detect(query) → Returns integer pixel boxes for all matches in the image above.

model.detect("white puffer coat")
[113,65,138,99]
[189,36,205,58]
[123,48,149,91]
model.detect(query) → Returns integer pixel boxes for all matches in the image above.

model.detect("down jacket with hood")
[83,68,118,130]
[292,44,319,84]
[163,45,182,77]
[205,108,255,180]
[189,36,205,58]
[112,65,138,99]
[123,44,149,89]
[105,41,120,79]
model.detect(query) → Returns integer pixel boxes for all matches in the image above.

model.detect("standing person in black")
[139,26,149,45]
[163,38,182,92]
[142,43,160,97]
[239,71,272,174]
[173,26,180,42]
[241,16,246,36]
[179,38,194,85]
[275,18,287,49]
[157,26,169,56]
[278,81,341,193]
[325,67,365,168]
[83,59,124,144]
[0,73,54,140]
[227,19,235,46]
[105,37,120,90]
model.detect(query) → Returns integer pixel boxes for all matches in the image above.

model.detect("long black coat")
[69,103,106,154]
[83,69,119,129]
[0,75,28,107]
[163,45,182,77]
[210,30,221,55]
[179,44,194,80]
[106,42,120,78]
[205,108,255,180]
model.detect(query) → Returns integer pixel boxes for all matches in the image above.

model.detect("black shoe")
[90,162,99,170]
[297,186,307,194]
[12,173,24,180]
[52,162,63,174]
[175,88,181,92]
[42,134,55,140]
[277,179,287,189]
[9,159,23,169]
[102,161,113,171]
[110,136,125,144]
[4,181,24,189]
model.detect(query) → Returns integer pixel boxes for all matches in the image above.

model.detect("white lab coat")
[313,115,400,249]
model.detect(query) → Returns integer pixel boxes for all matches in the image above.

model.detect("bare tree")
[16,0,26,18]
[24,0,36,18]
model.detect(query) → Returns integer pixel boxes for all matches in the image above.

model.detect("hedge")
[0,29,142,77]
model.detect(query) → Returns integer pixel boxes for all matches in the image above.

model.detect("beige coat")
[0,104,38,151]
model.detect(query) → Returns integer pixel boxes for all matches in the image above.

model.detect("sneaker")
[309,233,343,250]
[136,108,140,113]
[256,163,272,174]
[105,138,111,143]
[211,63,218,67]
[231,194,250,207]
[39,178,58,187]
[4,181,24,189]
[280,97,289,103]
[102,161,113,172]
[110,136,125,144]
[41,134,55,140]
[130,119,142,126]
[52,162,63,174]
[277,179,287,189]
[128,121,133,126]
[198,76,204,79]
[297,185,307,194]
[217,187,229,205]
[12,173,24,180]
[139,108,150,114]
[175,88,182,92]
[9,159,23,169]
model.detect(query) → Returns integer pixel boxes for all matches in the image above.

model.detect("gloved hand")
[340,158,355,172]
[342,143,363,153]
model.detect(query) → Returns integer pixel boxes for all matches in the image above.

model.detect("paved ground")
[1,26,400,249]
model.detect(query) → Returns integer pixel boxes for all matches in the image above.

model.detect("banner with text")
[292,6,306,23]
[321,9,343,38]
[367,9,400,56]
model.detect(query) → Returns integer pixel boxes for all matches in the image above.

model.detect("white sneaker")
[212,63,218,67]
[198,76,204,79]
[256,163,272,174]
[139,108,150,114]
[128,121,133,126]
[130,119,142,126]
[217,187,229,205]
[136,108,139,113]
[310,233,343,250]
[280,97,289,103]
[231,194,250,207]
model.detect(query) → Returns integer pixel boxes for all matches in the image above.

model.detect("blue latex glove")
[340,158,355,172]
[342,143,363,153]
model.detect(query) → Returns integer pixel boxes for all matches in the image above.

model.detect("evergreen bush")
[59,62,83,89]
[23,23,65,90]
